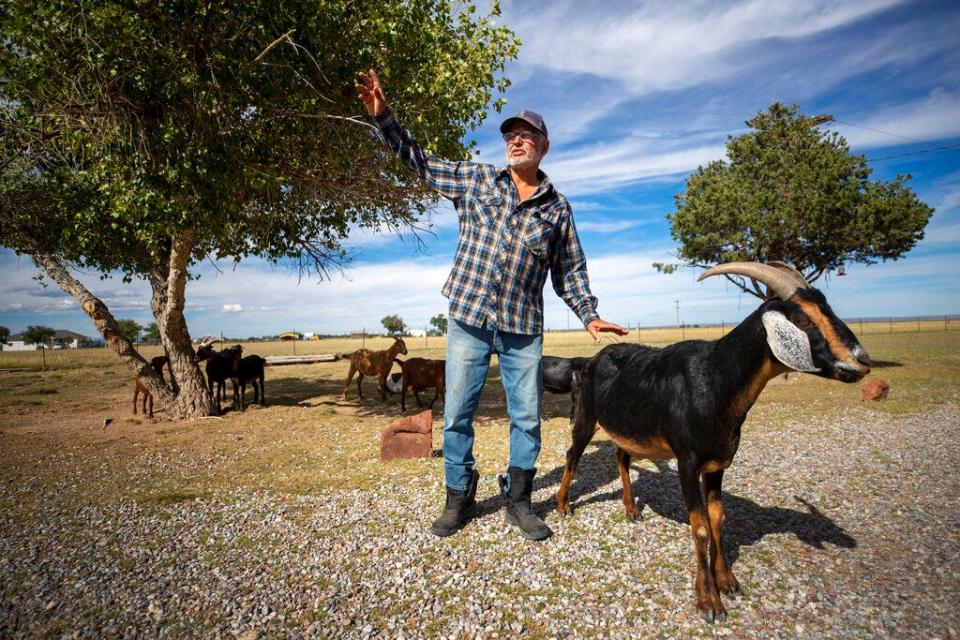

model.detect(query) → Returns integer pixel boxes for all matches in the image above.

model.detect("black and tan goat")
[132,355,169,418]
[341,336,408,401]
[554,262,871,623]
[393,357,445,412]
[542,355,589,421]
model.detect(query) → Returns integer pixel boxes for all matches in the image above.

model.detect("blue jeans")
[443,318,543,490]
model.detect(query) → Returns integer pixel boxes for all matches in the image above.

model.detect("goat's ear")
[761,311,819,372]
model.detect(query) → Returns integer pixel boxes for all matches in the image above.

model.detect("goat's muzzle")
[834,346,871,382]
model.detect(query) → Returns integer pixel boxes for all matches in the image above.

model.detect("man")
[357,69,627,540]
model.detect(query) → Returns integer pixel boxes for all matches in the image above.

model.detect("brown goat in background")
[132,355,169,418]
[394,357,445,412]
[341,336,408,401]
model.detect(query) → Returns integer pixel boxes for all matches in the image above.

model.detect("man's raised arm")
[356,68,474,201]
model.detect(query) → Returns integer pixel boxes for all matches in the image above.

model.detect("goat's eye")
[795,316,811,329]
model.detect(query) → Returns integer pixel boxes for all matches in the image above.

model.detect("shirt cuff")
[372,107,397,128]
[578,308,600,328]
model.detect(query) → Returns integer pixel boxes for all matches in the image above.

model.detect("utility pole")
[675,300,685,341]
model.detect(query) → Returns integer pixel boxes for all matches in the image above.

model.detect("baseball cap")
[500,110,548,139]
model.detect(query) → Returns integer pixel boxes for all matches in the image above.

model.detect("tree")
[117,319,143,344]
[656,103,933,298]
[0,325,9,349]
[381,314,407,336]
[78,336,96,348]
[1,1,518,417]
[23,325,55,349]
[429,313,448,335]
[145,322,161,345]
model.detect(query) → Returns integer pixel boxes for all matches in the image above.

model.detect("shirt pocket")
[469,195,502,227]
[523,208,560,261]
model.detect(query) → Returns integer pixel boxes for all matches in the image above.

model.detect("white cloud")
[223,304,244,313]
[836,90,960,149]
[506,0,905,95]
[546,140,727,195]
[576,220,644,234]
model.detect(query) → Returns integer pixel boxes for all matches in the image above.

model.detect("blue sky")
[2,0,959,338]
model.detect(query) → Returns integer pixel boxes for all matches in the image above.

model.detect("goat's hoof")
[719,579,741,596]
[626,511,643,522]
[697,602,727,624]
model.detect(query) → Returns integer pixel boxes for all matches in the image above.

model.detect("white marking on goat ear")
[761,311,819,372]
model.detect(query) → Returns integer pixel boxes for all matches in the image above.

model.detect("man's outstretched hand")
[586,319,629,344]
[356,68,387,117]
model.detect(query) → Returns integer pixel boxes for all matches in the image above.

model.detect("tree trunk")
[31,251,177,409]
[147,230,216,418]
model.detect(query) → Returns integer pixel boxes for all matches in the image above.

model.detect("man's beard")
[506,147,542,170]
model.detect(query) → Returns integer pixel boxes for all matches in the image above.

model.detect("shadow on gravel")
[532,440,857,565]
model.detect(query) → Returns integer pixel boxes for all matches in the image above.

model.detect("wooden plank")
[264,353,341,366]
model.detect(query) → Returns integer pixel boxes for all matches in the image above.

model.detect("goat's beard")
[506,147,542,170]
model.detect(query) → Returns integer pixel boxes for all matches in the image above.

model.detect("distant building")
[5,329,90,351]
[278,331,301,341]
[408,329,426,338]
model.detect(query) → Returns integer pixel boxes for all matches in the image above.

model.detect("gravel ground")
[2,404,959,639]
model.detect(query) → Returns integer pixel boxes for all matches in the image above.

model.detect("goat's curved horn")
[697,262,804,300]
[767,260,810,289]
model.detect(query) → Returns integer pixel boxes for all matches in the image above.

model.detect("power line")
[868,142,960,161]
[832,118,925,143]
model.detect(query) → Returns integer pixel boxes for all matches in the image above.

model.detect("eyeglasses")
[502,131,542,143]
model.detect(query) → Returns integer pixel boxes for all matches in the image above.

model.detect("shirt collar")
[497,167,555,201]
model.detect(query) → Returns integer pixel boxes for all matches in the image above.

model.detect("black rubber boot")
[499,467,552,541]
[429,469,479,537]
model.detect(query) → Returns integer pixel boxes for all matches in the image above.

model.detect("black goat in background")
[541,355,589,421]
[555,262,871,623]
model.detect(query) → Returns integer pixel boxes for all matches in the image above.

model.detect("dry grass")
[0,326,957,506]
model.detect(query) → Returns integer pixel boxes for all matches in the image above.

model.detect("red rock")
[861,379,890,402]
[380,409,433,461]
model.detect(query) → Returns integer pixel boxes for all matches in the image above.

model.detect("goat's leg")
[414,388,424,408]
[258,374,266,405]
[356,373,364,400]
[555,410,598,515]
[702,470,740,595]
[209,378,221,415]
[377,373,387,401]
[342,363,357,401]
[616,447,642,520]
[133,387,139,415]
[147,393,153,418]
[569,372,581,423]
[141,392,148,416]
[679,454,725,623]
[400,384,408,412]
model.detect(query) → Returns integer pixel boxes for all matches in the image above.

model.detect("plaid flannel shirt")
[374,108,599,336]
